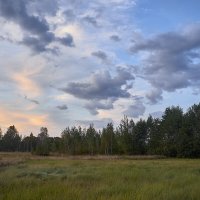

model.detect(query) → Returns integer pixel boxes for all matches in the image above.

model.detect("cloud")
[63,9,76,22]
[22,36,50,53]
[13,72,41,97]
[28,0,59,16]
[0,0,144,136]
[0,0,74,53]
[82,15,98,27]
[85,99,114,115]
[56,34,75,47]
[56,104,68,110]
[61,68,134,100]
[130,24,200,98]
[110,35,121,42]
[25,96,40,105]
[91,50,108,62]
[146,89,163,104]
[94,0,136,10]
[61,67,134,114]
[123,99,145,118]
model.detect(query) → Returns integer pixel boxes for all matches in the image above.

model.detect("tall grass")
[0,154,200,199]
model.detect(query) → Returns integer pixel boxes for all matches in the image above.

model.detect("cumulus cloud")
[57,104,68,110]
[123,99,145,118]
[130,24,200,98]
[61,67,134,114]
[0,0,74,53]
[61,68,134,100]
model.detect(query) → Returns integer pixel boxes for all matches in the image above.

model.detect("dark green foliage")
[1,125,21,151]
[133,119,148,155]
[20,133,37,153]
[61,126,85,155]
[178,104,200,157]
[161,106,183,157]
[86,124,99,155]
[147,117,163,155]
[35,127,50,156]
[101,123,117,155]
[117,116,133,154]
[1,103,200,157]
[0,128,2,151]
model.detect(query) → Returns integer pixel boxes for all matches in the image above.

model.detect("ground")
[0,153,200,200]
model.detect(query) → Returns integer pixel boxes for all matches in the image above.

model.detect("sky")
[0,0,200,136]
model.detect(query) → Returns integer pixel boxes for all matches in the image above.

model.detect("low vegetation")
[0,153,200,200]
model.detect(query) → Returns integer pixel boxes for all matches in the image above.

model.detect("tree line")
[1,103,200,157]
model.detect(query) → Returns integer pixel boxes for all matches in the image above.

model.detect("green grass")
[0,154,200,199]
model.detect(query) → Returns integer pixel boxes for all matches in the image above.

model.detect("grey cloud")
[60,0,83,7]
[22,36,47,53]
[61,68,134,100]
[82,15,98,27]
[24,96,39,105]
[63,9,76,22]
[146,89,163,104]
[110,35,121,42]
[124,82,133,90]
[0,35,14,43]
[61,68,134,114]
[57,34,75,47]
[123,100,145,118]
[130,24,200,98]
[132,95,144,101]
[91,50,108,62]
[57,105,68,110]
[85,100,114,115]
[0,0,49,35]
[0,0,74,53]
[28,0,59,16]
[130,28,200,54]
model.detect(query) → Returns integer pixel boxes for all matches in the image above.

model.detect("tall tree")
[0,128,2,151]
[2,125,21,151]
[117,116,132,154]
[86,124,97,155]
[147,116,163,155]
[161,106,183,157]
[133,119,147,154]
[101,123,116,155]
[0,128,2,139]
[179,103,200,157]
[36,127,50,155]
[61,127,72,154]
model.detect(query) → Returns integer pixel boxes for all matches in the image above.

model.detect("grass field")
[0,153,200,200]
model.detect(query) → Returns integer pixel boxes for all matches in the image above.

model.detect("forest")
[1,102,200,158]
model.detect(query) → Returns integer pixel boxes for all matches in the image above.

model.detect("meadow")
[0,153,200,200]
